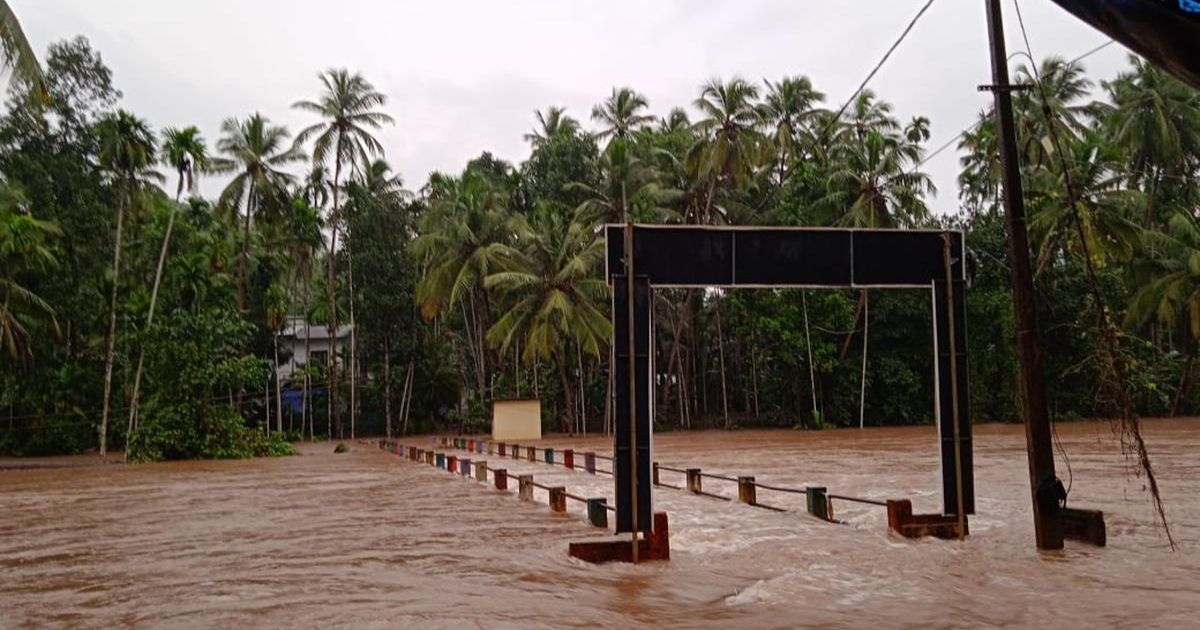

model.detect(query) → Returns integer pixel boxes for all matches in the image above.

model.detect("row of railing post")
[420,438,850,524]
[380,439,611,530]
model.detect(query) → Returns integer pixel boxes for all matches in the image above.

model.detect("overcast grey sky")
[19,0,1132,215]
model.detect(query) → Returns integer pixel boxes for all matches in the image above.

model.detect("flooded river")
[2,420,1198,629]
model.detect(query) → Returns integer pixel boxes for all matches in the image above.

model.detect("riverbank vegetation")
[3,28,1200,458]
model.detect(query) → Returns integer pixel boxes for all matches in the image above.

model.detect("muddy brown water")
[2,420,1198,629]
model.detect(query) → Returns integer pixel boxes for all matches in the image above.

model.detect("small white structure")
[276,315,351,380]
[491,399,542,441]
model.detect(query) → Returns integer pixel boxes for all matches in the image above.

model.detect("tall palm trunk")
[715,291,730,428]
[127,182,184,444]
[859,291,870,429]
[264,379,271,435]
[1172,340,1195,416]
[577,342,587,435]
[400,361,414,436]
[347,224,357,440]
[750,337,761,420]
[384,342,392,439]
[237,180,256,311]
[302,286,312,440]
[99,189,128,458]
[327,146,343,438]
[274,331,282,433]
[702,178,718,223]
[556,349,576,434]
[801,291,819,423]
[465,293,488,401]
[665,290,697,423]
[840,290,867,359]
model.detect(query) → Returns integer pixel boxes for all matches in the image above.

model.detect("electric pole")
[983,0,1064,551]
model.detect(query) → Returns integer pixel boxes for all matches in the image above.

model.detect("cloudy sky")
[19,0,1131,215]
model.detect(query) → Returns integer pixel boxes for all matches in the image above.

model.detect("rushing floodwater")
[2,420,1198,629]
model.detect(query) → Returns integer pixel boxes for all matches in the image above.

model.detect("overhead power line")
[818,0,939,141]
[912,38,1119,173]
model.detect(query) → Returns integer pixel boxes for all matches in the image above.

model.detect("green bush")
[128,405,295,462]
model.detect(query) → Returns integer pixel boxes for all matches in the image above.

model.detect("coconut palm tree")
[0,1,47,104]
[524,106,582,147]
[1128,212,1200,413]
[690,77,766,223]
[758,76,827,422]
[1012,56,1092,169]
[95,109,161,457]
[572,139,678,225]
[657,108,691,134]
[264,282,289,434]
[822,107,933,427]
[1101,55,1200,226]
[279,197,323,440]
[591,87,653,142]
[346,159,413,436]
[303,163,331,210]
[688,78,768,425]
[821,116,934,229]
[216,113,304,311]
[1027,129,1141,270]
[485,209,609,433]
[760,75,825,183]
[162,127,216,202]
[341,159,409,438]
[293,69,393,437]
[957,110,1002,211]
[126,127,222,436]
[351,159,410,207]
[0,183,59,364]
[414,172,519,403]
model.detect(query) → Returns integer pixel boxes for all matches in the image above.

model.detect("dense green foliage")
[3,31,1200,459]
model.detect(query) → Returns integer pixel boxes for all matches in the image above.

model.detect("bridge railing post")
[549,487,567,512]
[738,476,757,505]
[518,475,534,501]
[586,498,609,528]
[494,468,508,491]
[806,486,831,521]
[686,468,703,494]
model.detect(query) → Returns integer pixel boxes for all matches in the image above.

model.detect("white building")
[277,315,352,381]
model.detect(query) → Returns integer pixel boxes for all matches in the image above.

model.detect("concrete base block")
[1060,507,1106,546]
[568,512,671,563]
[887,499,967,540]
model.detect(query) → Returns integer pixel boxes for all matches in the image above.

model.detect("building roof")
[282,316,351,340]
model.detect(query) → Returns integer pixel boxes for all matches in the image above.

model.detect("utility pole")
[983,0,1064,551]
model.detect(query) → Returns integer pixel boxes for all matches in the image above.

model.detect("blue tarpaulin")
[1049,1,1200,89]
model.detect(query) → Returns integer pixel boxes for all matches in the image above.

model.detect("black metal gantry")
[606,225,975,534]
